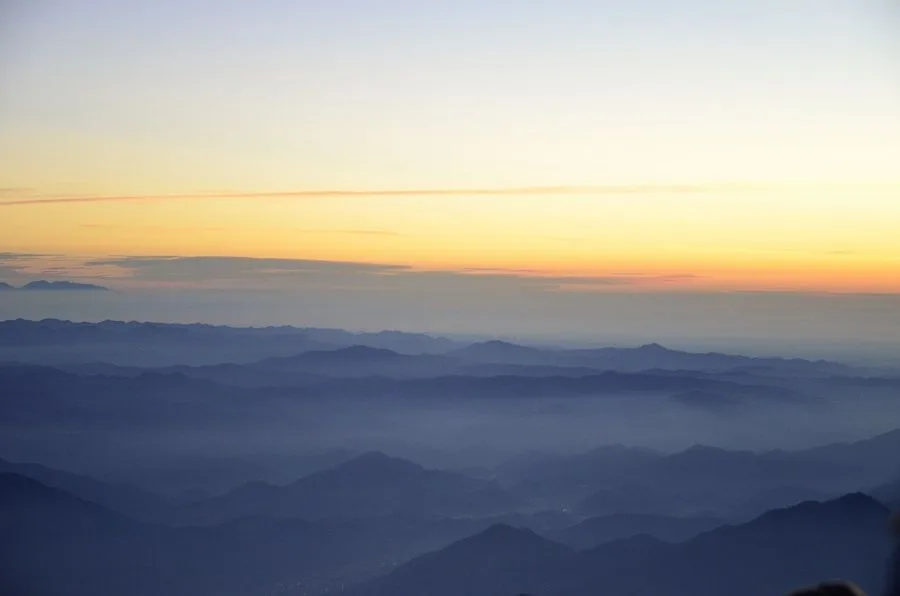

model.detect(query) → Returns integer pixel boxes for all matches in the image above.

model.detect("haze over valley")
[1,317,899,595]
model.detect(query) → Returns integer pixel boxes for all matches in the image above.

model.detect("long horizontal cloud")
[34,255,700,292]
[0,252,54,260]
[0,252,76,281]
[84,256,410,280]
[0,184,752,207]
[75,224,406,237]
[4,253,896,297]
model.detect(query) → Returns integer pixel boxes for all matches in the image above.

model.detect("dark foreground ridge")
[349,494,893,596]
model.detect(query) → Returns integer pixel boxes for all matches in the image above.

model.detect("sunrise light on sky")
[1,0,898,301]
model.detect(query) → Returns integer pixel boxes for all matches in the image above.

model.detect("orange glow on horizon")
[1,182,898,294]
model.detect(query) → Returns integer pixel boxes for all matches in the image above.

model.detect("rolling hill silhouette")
[351,494,892,596]
[0,473,518,596]
[550,512,724,549]
[0,457,171,521]
[351,523,573,596]
[180,451,518,524]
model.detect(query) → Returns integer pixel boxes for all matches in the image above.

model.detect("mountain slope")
[796,428,900,488]
[350,494,892,596]
[0,473,519,596]
[551,513,725,549]
[350,524,573,596]
[570,431,900,518]
[0,457,171,521]
[182,451,518,524]
[549,493,892,596]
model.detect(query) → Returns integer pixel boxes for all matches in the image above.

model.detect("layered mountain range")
[2,319,898,595]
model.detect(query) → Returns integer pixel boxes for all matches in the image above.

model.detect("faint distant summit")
[15,280,110,291]
[451,340,549,364]
[637,342,670,352]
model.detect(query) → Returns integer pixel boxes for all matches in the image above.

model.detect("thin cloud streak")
[302,229,408,237]
[0,184,755,207]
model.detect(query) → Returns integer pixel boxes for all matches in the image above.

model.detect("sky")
[0,1,898,346]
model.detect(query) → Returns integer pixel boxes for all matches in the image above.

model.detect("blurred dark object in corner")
[790,512,899,596]
[888,513,900,596]
[788,582,865,596]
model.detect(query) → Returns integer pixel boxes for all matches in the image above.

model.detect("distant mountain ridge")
[0,319,459,366]
[0,319,858,374]
[454,339,852,375]
[1,280,111,291]
[0,318,454,350]
[2,316,898,596]
[127,348,818,391]
[497,428,900,517]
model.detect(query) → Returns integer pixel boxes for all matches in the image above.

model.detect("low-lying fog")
[4,390,900,488]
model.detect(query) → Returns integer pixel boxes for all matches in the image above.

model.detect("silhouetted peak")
[459,340,541,353]
[676,444,741,458]
[480,340,524,348]
[859,428,900,446]
[587,532,668,555]
[261,345,402,367]
[674,390,725,401]
[463,523,548,547]
[227,480,279,497]
[683,444,724,453]
[352,450,404,462]
[427,523,576,565]
[806,428,900,454]
[334,345,401,358]
[790,492,885,515]
[828,492,888,514]
[451,341,549,366]
[0,472,111,516]
[637,342,670,352]
[0,472,53,500]
[758,492,888,525]
[586,443,658,456]
[275,345,400,362]
[371,330,429,339]
[21,280,110,291]
[332,451,424,476]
